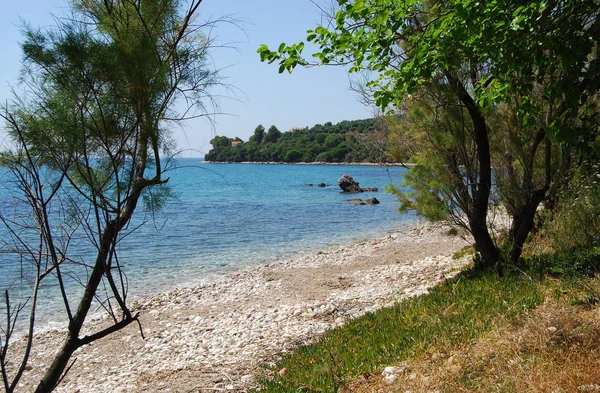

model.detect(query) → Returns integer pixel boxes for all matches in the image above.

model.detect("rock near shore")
[338,174,378,193]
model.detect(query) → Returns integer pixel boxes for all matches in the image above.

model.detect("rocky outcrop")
[338,174,362,192]
[338,174,378,193]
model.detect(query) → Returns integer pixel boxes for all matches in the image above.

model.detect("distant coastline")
[201,160,413,167]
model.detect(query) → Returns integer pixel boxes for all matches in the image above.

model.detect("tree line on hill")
[205,118,394,163]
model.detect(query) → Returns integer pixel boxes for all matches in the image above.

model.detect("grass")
[255,248,600,393]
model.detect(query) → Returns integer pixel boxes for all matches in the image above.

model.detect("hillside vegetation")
[204,118,394,163]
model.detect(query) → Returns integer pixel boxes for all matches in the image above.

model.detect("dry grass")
[344,277,600,393]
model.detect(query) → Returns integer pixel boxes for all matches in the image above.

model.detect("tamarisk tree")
[0,0,219,391]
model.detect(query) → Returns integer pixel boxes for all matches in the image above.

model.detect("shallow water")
[0,158,415,331]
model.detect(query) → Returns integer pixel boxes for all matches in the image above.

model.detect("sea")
[0,158,417,332]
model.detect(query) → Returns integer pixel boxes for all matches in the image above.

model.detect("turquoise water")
[0,158,415,330]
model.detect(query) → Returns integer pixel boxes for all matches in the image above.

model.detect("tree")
[259,0,500,269]
[264,125,282,143]
[258,0,600,270]
[249,124,265,144]
[211,135,233,148]
[0,0,219,391]
[284,149,303,162]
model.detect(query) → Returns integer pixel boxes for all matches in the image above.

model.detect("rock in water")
[344,198,366,205]
[366,198,380,205]
[338,174,362,192]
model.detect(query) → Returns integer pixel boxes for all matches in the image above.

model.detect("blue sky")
[0,0,374,157]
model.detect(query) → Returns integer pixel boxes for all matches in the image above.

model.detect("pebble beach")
[10,224,471,392]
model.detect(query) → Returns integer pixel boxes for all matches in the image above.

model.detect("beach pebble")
[384,374,398,385]
[383,366,398,375]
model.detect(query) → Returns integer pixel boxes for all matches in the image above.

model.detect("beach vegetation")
[0,0,221,391]
[255,248,600,393]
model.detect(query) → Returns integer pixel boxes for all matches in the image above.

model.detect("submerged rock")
[344,198,366,205]
[366,198,380,205]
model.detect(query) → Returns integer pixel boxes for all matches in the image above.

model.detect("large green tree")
[259,0,600,270]
[0,1,218,391]
[249,124,266,144]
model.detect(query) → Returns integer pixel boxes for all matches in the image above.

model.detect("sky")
[0,0,375,157]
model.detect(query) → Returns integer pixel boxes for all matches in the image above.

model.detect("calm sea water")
[0,158,415,331]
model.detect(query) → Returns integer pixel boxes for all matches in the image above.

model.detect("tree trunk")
[509,191,546,264]
[471,216,501,272]
[33,221,117,393]
[445,70,499,271]
[33,175,159,392]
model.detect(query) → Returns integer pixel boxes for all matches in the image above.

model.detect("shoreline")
[12,223,470,393]
[201,160,414,167]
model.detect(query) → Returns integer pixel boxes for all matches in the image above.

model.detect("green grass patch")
[518,246,600,277]
[256,271,543,393]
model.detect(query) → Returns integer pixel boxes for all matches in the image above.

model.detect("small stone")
[547,326,558,333]
[382,366,397,375]
[384,374,398,385]
[278,368,288,376]
[24,365,33,371]
[346,308,360,315]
